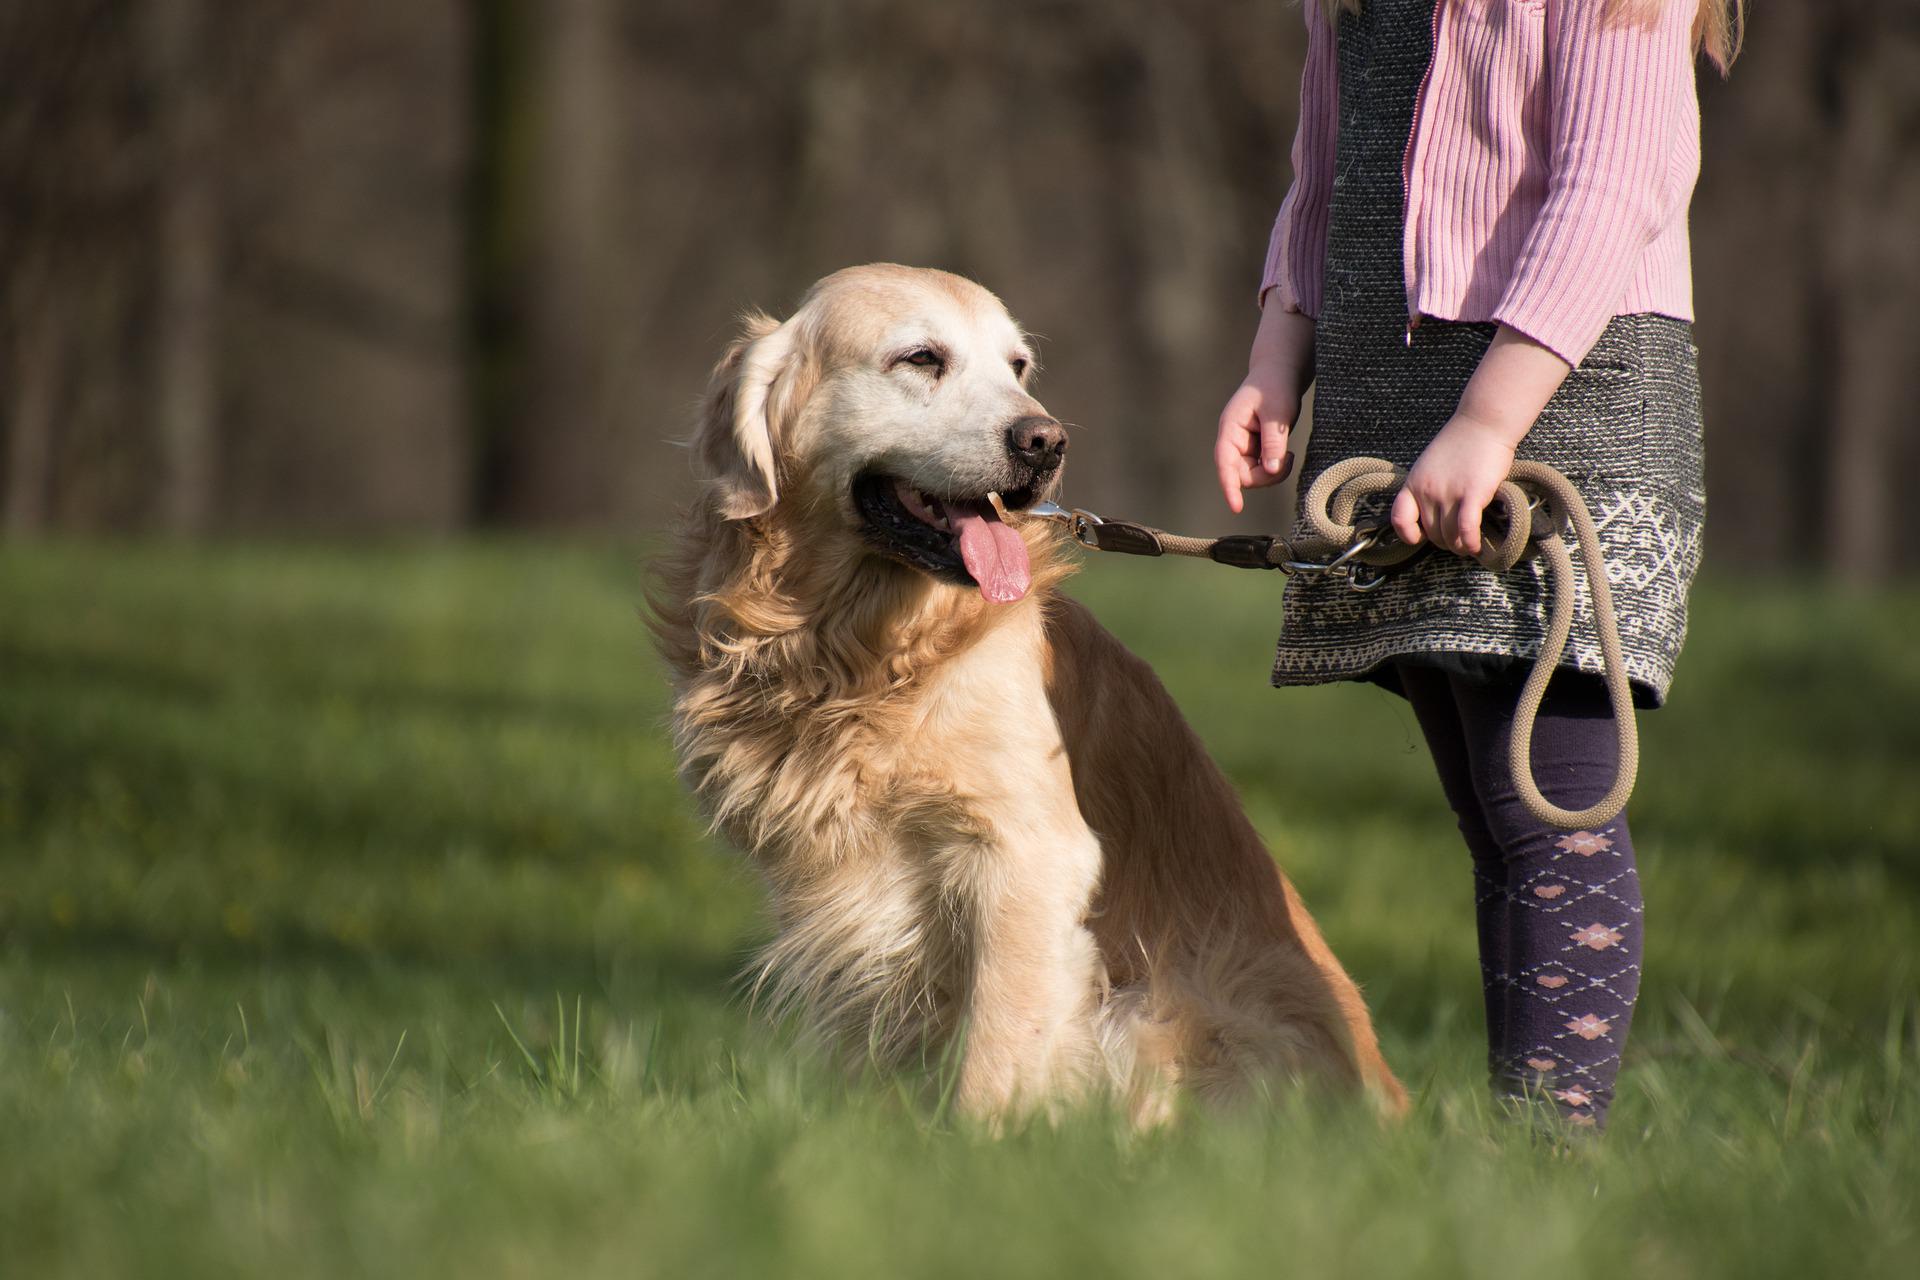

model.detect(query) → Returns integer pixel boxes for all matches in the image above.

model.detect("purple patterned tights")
[1396,662,1644,1130]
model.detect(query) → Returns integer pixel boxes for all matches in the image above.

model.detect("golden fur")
[652,265,1405,1121]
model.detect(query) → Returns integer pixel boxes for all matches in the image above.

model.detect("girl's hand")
[1390,415,1519,561]
[1216,305,1314,513]
[1392,324,1573,560]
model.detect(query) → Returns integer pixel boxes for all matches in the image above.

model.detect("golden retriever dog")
[653,264,1405,1123]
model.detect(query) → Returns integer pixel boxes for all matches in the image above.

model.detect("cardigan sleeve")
[1491,0,1699,365]
[1259,2,1338,313]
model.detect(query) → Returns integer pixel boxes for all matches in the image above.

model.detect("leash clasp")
[1025,499,1107,550]
[1279,521,1400,589]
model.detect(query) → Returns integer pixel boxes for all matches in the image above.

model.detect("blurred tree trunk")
[3,282,60,537]
[1691,5,1825,571]
[467,0,523,526]
[1123,1,1238,531]
[1820,7,1920,582]
[146,0,221,535]
[487,0,621,527]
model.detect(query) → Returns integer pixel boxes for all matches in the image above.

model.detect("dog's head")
[692,265,1063,604]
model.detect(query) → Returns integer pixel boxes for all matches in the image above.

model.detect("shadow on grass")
[2,701,697,884]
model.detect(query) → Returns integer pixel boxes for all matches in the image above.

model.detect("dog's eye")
[1010,357,1029,378]
[902,348,944,371]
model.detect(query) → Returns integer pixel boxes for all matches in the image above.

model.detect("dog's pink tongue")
[950,501,1030,604]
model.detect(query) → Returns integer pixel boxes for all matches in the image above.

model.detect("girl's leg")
[1394,664,1512,1067]
[1446,671,1645,1130]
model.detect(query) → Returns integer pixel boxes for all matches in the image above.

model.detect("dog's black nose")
[1006,417,1068,473]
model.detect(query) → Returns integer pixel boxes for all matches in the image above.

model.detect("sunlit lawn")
[2,542,1915,1277]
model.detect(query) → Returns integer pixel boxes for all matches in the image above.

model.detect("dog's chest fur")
[684,599,1078,868]
[673,593,1105,1062]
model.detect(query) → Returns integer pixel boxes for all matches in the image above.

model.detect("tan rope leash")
[1015,458,1637,831]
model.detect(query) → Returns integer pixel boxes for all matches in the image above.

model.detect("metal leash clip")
[1331,522,1397,591]
[1278,521,1397,591]
[1024,499,1108,549]
[1345,563,1393,592]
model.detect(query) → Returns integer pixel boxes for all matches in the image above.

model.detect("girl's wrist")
[1249,305,1316,388]
[1445,402,1531,452]
[1450,324,1571,447]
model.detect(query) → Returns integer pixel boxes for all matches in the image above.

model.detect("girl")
[1214,0,1740,1130]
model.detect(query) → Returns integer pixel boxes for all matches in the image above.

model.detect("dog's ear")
[694,311,805,521]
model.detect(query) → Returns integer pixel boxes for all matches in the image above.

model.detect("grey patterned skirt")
[1272,0,1705,707]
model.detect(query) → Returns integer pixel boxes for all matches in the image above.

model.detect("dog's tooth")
[987,491,1009,521]
[890,479,952,530]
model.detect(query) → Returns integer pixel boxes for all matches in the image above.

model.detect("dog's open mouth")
[853,474,1039,604]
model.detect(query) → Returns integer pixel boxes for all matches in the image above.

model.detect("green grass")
[2,541,1915,1278]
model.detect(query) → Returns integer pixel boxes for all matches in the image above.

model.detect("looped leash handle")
[1297,458,1637,830]
[1296,460,1424,572]
[1474,480,1537,573]
[1500,461,1639,832]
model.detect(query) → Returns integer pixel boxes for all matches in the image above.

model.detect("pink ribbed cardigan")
[1262,0,1702,366]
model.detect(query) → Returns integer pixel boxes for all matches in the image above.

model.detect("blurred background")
[4,0,1917,574]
